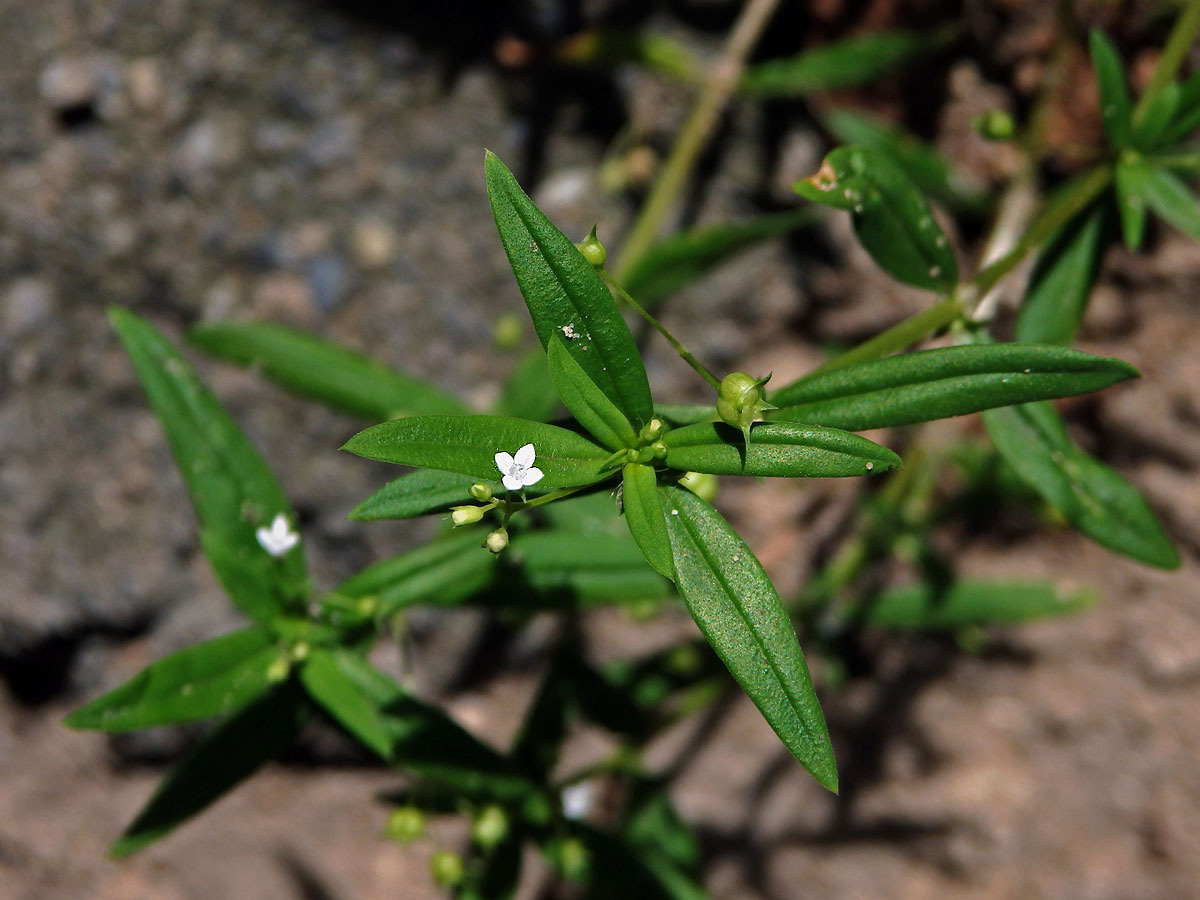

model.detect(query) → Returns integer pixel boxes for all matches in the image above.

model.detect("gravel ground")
[3,1,1200,898]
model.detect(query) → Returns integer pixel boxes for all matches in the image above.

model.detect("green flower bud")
[638,417,664,443]
[471,804,509,849]
[973,109,1016,141]
[679,471,718,502]
[486,529,509,554]
[265,655,291,683]
[574,224,607,268]
[430,849,465,887]
[651,441,667,460]
[469,482,494,502]
[558,838,589,881]
[715,372,775,441]
[493,313,524,351]
[290,641,310,662]
[451,505,486,527]
[385,806,426,844]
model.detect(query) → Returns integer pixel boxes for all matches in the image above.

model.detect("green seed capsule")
[385,806,426,844]
[430,850,465,887]
[716,372,774,440]
[471,804,509,848]
[574,224,607,268]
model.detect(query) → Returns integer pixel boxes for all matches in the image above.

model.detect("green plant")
[68,6,1196,897]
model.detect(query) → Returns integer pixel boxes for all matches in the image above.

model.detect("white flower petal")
[504,474,525,491]
[495,451,515,473]
[514,443,536,469]
[523,466,544,486]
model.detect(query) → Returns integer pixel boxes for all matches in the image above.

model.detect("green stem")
[970,163,1113,297]
[1134,0,1200,125]
[803,296,963,377]
[611,0,782,279]
[602,270,722,389]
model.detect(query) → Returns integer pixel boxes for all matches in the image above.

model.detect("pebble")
[2,278,54,337]
[351,219,396,268]
[38,56,99,111]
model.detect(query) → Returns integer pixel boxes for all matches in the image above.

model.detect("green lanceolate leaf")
[660,421,899,478]
[65,627,281,731]
[622,464,674,579]
[1158,70,1200,146]
[110,681,310,858]
[1114,160,1150,249]
[546,825,713,900]
[300,648,537,801]
[740,28,949,97]
[1090,30,1133,150]
[982,402,1179,569]
[188,321,469,421]
[1015,203,1113,345]
[504,530,673,606]
[620,210,814,307]
[794,146,957,291]
[493,350,562,422]
[769,344,1138,431]
[1133,81,1181,150]
[485,152,653,427]
[851,579,1095,630]
[343,415,610,489]
[548,337,638,450]
[349,469,480,521]
[653,403,716,428]
[659,485,836,791]
[109,309,305,623]
[821,109,988,212]
[1127,163,1200,239]
[329,529,495,617]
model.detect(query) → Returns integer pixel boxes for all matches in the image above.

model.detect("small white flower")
[560,781,593,821]
[494,442,544,492]
[256,513,299,557]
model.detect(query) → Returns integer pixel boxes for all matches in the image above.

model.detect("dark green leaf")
[486,152,653,427]
[330,529,495,617]
[548,336,637,450]
[852,579,1095,629]
[457,829,524,900]
[301,649,537,801]
[349,469,481,521]
[622,464,674,579]
[821,109,988,211]
[623,778,701,873]
[653,403,716,428]
[110,682,309,857]
[65,627,280,731]
[109,309,305,622]
[769,344,1138,430]
[794,146,957,291]
[343,415,610,489]
[660,485,837,791]
[1133,81,1181,150]
[661,421,899,478]
[1130,164,1200,239]
[983,402,1179,569]
[740,29,949,97]
[505,530,673,606]
[1158,69,1200,145]
[188,321,469,420]
[493,350,562,422]
[1090,30,1133,149]
[620,211,814,307]
[1015,203,1113,345]
[1114,161,1150,249]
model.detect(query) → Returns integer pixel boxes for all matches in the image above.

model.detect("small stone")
[2,278,54,337]
[251,272,316,324]
[38,57,98,110]
[307,254,348,312]
[351,219,396,269]
[125,57,163,113]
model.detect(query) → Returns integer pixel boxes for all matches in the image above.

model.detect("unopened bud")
[385,806,426,844]
[469,482,493,502]
[558,838,589,881]
[973,109,1016,141]
[679,471,718,502]
[451,505,486,527]
[716,372,775,441]
[471,804,509,848]
[638,418,664,443]
[574,224,607,268]
[486,529,509,554]
[430,849,465,887]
